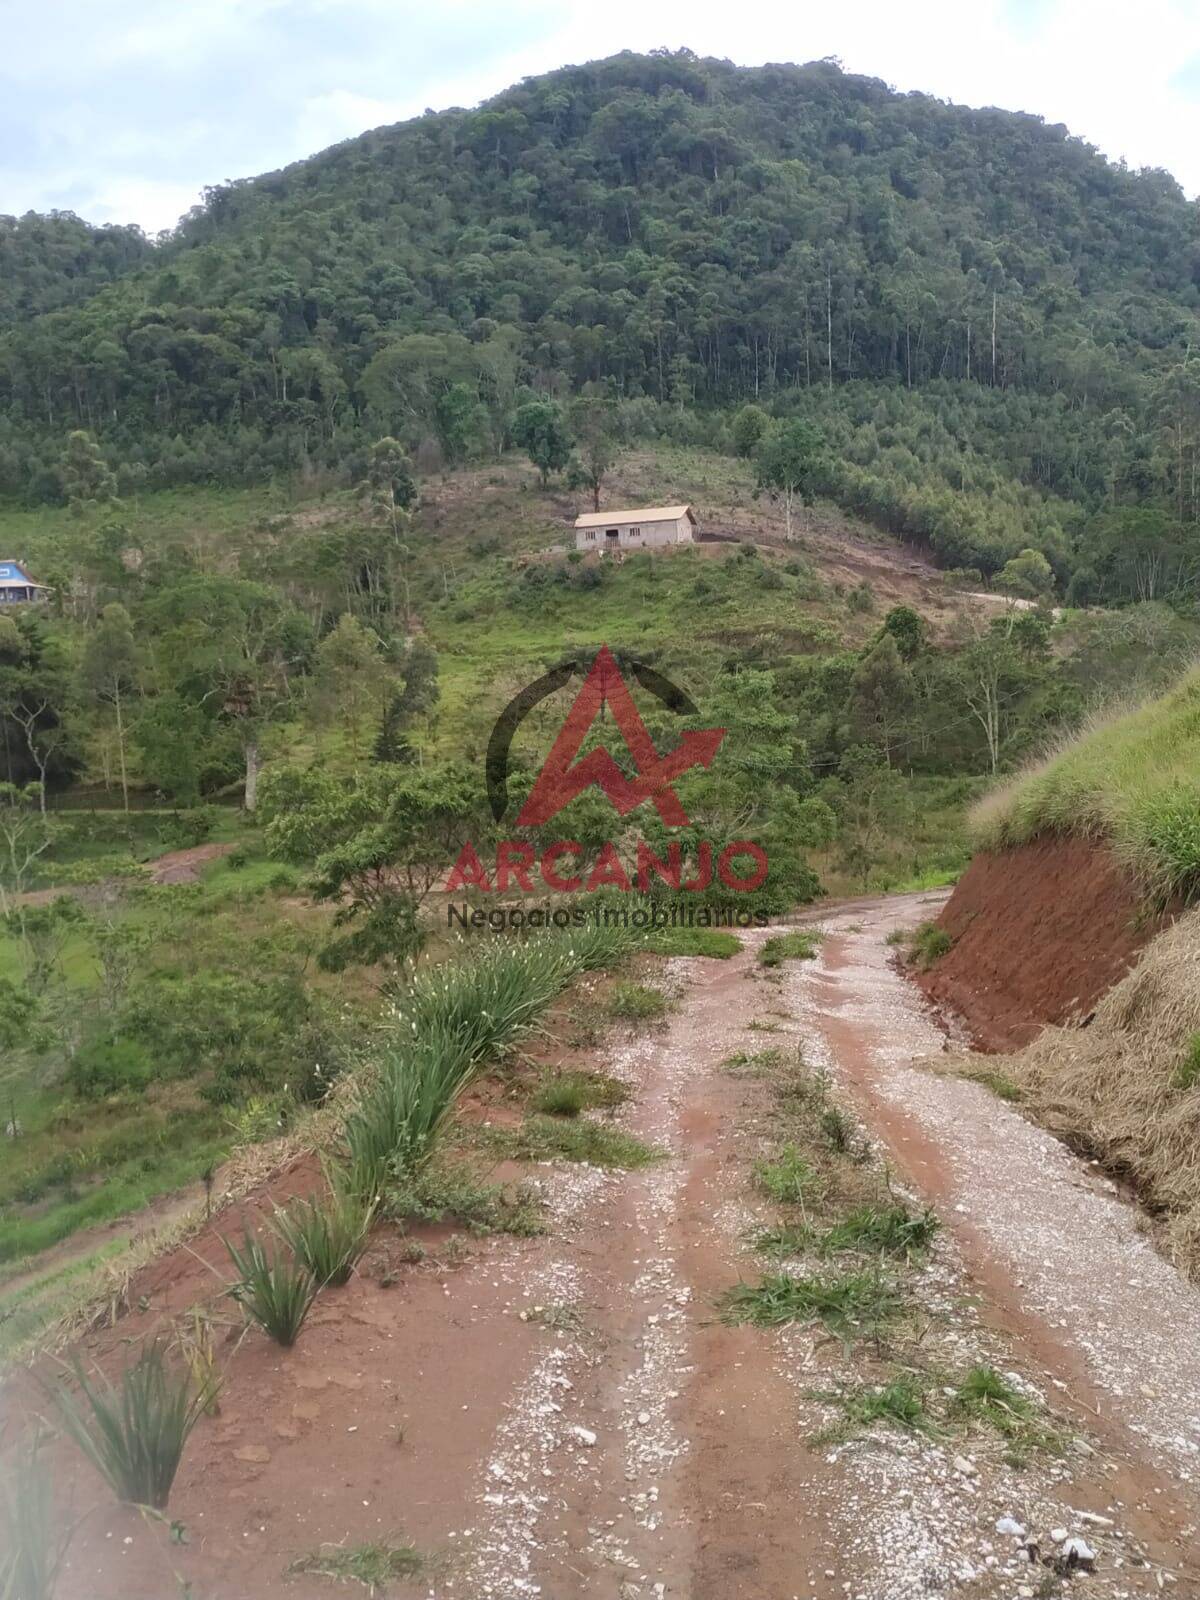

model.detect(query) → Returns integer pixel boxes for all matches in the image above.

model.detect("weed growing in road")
[647,926,741,958]
[520,1301,583,1332]
[224,1230,317,1346]
[50,1342,217,1508]
[950,1364,1062,1454]
[759,930,822,967]
[288,1538,423,1589]
[819,1202,940,1261]
[815,1376,934,1442]
[754,1144,818,1204]
[273,1184,376,1287]
[605,981,670,1022]
[818,1104,859,1155]
[721,1047,788,1075]
[482,1116,662,1170]
[532,1076,586,1117]
[533,1070,629,1117]
[389,1160,545,1236]
[721,1268,903,1345]
[752,1222,813,1258]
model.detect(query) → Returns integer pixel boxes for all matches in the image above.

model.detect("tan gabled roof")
[573,504,693,529]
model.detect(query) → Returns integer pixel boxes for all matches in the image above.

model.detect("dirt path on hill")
[15,839,236,908]
[33,896,1200,1600]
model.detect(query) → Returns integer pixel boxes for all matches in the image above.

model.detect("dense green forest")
[2,49,1198,586]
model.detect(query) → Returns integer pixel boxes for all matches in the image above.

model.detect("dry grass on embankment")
[963,906,1200,1276]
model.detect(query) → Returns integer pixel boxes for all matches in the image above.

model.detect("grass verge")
[971,667,1200,903]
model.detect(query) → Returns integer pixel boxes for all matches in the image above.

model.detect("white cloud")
[296,90,414,154]
[3,0,1198,232]
[451,0,1200,195]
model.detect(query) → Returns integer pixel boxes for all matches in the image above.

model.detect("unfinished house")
[573,505,697,552]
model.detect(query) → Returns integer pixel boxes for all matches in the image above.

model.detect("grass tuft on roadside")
[759,930,822,967]
[605,980,671,1021]
[287,1538,423,1590]
[720,1268,903,1345]
[478,1115,662,1170]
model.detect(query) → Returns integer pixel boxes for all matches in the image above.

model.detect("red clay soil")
[916,837,1178,1051]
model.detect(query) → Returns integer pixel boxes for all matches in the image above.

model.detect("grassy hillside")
[973,666,1200,900]
[0,440,1194,1289]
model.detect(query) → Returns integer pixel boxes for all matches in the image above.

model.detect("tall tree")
[755,420,825,539]
[513,399,573,487]
[80,602,139,813]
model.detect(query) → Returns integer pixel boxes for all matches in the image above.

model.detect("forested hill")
[1,48,1198,579]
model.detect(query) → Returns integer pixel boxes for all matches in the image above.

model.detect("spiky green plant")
[224,1230,318,1346]
[272,1184,376,1288]
[0,1428,68,1598]
[50,1342,216,1509]
[345,926,635,1198]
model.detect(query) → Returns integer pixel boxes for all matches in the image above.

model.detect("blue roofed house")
[0,561,49,604]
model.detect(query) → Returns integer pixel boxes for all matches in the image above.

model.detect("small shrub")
[909,922,953,970]
[50,1342,217,1509]
[759,930,822,967]
[605,981,669,1021]
[224,1230,318,1345]
[225,1094,286,1146]
[68,1037,154,1098]
[647,926,740,958]
[389,1161,545,1236]
[753,1144,816,1204]
[273,1185,377,1287]
[533,1071,628,1118]
[483,1115,661,1170]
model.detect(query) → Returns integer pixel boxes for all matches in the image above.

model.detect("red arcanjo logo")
[444,644,769,900]
[516,645,723,827]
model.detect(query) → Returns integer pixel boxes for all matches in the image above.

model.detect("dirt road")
[46,893,1200,1599]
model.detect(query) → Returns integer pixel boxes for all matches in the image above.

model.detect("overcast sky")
[4,0,1199,235]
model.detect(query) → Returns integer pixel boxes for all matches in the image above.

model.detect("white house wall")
[574,517,694,550]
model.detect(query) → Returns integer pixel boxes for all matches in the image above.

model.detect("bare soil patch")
[916,838,1179,1050]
